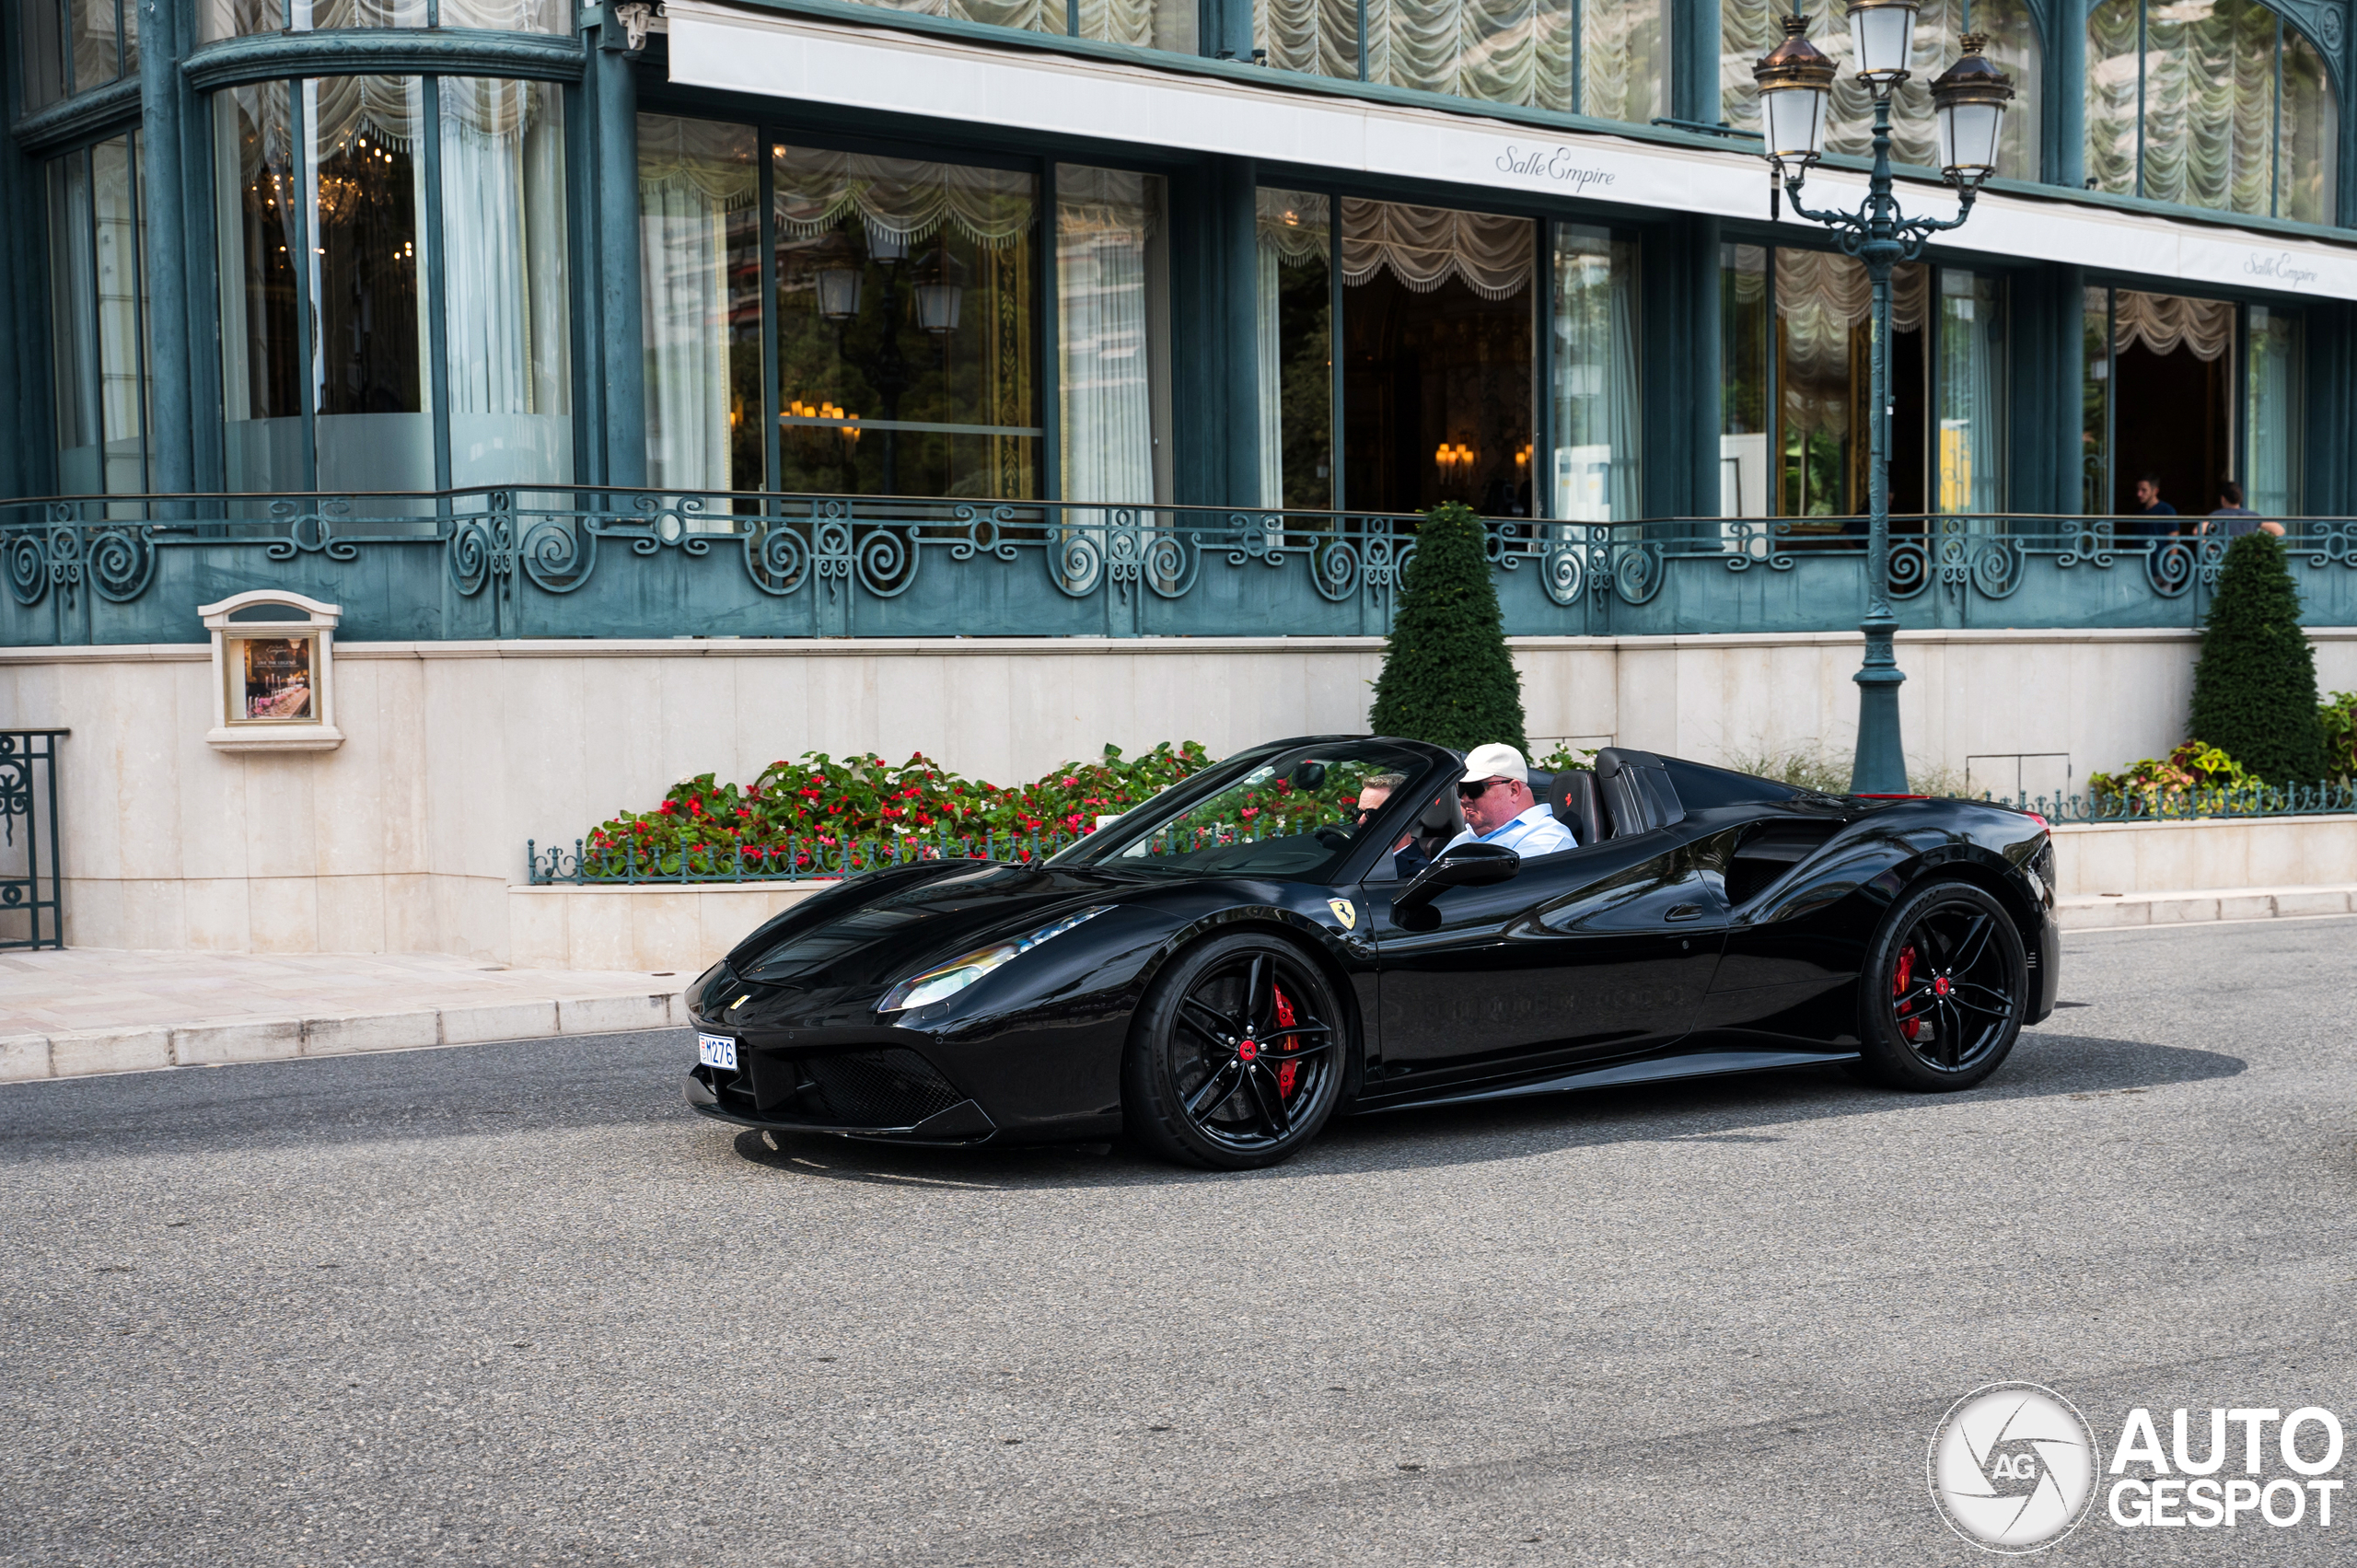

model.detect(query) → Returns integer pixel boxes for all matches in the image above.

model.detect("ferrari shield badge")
[1328,898,1357,930]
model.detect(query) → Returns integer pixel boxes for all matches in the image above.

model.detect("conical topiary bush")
[1367,503,1528,753]
[2189,531,2327,784]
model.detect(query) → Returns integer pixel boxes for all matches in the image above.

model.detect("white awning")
[664,0,2357,302]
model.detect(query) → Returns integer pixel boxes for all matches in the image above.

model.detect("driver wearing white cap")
[1446,742,1579,857]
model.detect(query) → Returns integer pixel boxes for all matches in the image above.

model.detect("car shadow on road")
[736,1027,2245,1191]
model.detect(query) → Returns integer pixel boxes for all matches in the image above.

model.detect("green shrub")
[2321,691,2357,782]
[2088,739,2258,806]
[2189,532,2327,784]
[1368,503,1528,753]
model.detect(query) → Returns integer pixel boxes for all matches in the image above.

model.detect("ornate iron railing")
[0,730,67,949]
[6,489,2355,645]
[1999,783,2357,823]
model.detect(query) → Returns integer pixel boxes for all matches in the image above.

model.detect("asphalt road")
[5,916,2354,1567]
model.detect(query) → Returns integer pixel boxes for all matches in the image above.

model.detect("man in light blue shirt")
[1445,743,1578,858]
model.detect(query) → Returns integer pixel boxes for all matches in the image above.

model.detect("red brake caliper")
[1893,944,1922,1041]
[1272,985,1301,1098]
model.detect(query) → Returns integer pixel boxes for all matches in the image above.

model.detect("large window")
[1257,190,1333,510]
[1721,244,2005,524]
[1057,165,1172,510]
[214,75,573,495]
[17,0,137,113]
[832,0,1195,52]
[1550,224,1640,519]
[2080,285,2293,519]
[2086,0,2336,225]
[198,0,566,42]
[46,134,152,495]
[1259,0,1666,122]
[1723,0,2040,181]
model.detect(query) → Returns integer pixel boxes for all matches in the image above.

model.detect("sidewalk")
[2057,884,2357,929]
[0,948,691,1084]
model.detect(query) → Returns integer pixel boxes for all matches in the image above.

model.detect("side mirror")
[1288,761,1328,791]
[1390,842,1521,915]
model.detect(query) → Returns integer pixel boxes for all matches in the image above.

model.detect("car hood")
[722,861,1166,999]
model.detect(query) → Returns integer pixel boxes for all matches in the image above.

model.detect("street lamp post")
[1753,6,2013,794]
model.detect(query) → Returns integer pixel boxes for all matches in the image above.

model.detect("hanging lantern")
[816,266,863,320]
[1929,33,2014,187]
[913,245,965,335]
[1844,0,1922,88]
[864,220,910,264]
[1753,13,1837,170]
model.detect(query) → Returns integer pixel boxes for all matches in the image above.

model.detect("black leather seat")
[1547,769,1609,844]
[1413,787,1466,859]
[1593,749,1686,834]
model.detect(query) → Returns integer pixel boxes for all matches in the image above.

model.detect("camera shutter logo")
[1928,1383,2096,1552]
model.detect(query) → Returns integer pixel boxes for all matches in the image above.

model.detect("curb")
[2058,885,2357,931]
[0,988,689,1085]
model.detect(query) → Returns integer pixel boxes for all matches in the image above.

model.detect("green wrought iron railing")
[1996,783,2357,824]
[7,487,2355,645]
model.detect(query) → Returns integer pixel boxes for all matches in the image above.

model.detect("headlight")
[877,906,1111,1014]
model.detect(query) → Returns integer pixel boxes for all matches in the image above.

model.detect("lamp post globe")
[1753,14,1837,173]
[1845,0,1922,87]
[1929,34,2015,186]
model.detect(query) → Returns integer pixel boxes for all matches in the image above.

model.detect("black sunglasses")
[1457,777,1509,800]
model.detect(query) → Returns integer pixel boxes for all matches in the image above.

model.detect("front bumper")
[685,1067,1000,1144]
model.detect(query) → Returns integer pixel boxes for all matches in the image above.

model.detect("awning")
[663,0,2357,302]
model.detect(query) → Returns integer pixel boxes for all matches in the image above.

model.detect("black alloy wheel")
[1122,933,1346,1170]
[1852,879,2027,1090]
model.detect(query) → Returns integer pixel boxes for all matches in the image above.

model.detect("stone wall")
[5,627,2352,960]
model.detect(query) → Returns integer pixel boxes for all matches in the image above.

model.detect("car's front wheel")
[1122,934,1346,1170]
[1852,879,2027,1090]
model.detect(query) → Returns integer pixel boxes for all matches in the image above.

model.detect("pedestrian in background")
[2201,480,2285,539]
[2127,472,2178,541]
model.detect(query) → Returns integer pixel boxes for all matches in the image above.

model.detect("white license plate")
[697,1032,738,1071]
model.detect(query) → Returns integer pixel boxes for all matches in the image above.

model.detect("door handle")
[1666,902,1703,921]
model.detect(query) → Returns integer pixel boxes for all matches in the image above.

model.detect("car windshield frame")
[1046,738,1451,884]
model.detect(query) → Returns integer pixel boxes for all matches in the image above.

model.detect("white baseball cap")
[1460,742,1529,786]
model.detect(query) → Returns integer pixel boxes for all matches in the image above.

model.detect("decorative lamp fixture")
[1928,33,2014,186]
[864,220,910,264]
[913,246,965,335]
[816,266,863,320]
[1845,0,1922,87]
[1753,14,1838,169]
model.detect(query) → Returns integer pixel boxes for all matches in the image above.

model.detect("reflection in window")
[1723,0,2040,180]
[1720,244,1768,519]
[1256,190,1333,510]
[18,0,137,112]
[2247,305,2300,517]
[1935,269,2003,516]
[216,83,304,491]
[637,117,760,494]
[200,0,565,40]
[771,143,1040,499]
[1258,0,1666,122]
[441,79,572,490]
[841,0,1194,52]
[2087,0,2337,223]
[47,134,151,495]
[1550,225,1639,521]
[1057,166,1170,508]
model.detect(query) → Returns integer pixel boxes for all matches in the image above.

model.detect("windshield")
[1050,739,1444,882]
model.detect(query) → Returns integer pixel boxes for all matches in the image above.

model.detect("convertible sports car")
[684,738,2060,1169]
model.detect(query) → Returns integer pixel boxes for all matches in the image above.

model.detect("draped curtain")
[2113,289,2234,359]
[2246,305,2300,516]
[1935,270,2003,516]
[1550,226,1639,520]
[848,0,1193,49]
[1057,166,1163,514]
[2085,0,2339,224]
[441,78,571,489]
[1776,249,1929,423]
[1256,189,1331,509]
[1724,0,2040,180]
[772,145,1034,250]
[1341,198,1531,299]
[1258,0,1664,120]
[639,115,751,493]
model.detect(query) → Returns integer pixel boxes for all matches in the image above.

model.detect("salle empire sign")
[1495,145,1620,197]
[2245,251,2323,288]
[2107,1406,2347,1530]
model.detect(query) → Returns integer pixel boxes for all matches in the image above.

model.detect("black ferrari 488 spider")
[685,737,2059,1169]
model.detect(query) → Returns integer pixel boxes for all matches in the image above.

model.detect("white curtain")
[1057,166,1163,511]
[441,78,571,489]
[2114,289,2235,360]
[1935,269,2003,516]
[639,115,750,493]
[2247,304,2299,517]
[1341,197,1531,299]
[772,145,1033,251]
[1255,189,1331,510]
[1550,225,1639,520]
[1776,249,1929,412]
[1261,0,1662,120]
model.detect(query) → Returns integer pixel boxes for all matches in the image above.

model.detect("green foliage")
[2189,532,2328,784]
[1718,746,1855,795]
[1368,504,1528,753]
[1532,743,1600,772]
[2088,739,2260,807]
[584,742,1213,876]
[2321,691,2357,781]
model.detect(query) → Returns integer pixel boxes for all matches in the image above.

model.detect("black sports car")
[684,738,2060,1169]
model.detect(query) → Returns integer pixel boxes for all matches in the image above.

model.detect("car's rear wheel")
[1123,934,1346,1170]
[1852,879,2027,1090]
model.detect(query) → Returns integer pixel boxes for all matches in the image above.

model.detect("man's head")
[2220,479,2244,507]
[2135,473,2163,508]
[1457,743,1536,836]
[1355,772,1408,823]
